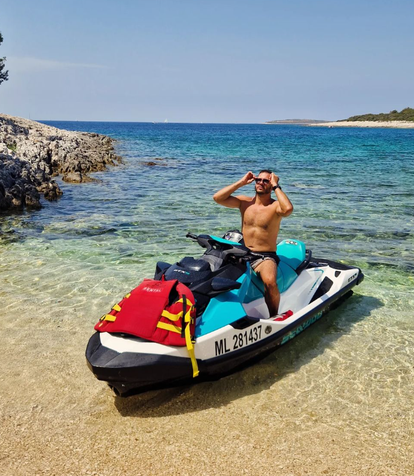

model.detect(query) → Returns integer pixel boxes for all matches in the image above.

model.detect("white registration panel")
[213,323,264,357]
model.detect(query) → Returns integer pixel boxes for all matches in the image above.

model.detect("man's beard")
[256,187,270,195]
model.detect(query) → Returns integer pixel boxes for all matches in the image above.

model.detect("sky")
[0,0,413,123]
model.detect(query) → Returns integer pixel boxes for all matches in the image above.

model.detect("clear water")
[1,122,413,397]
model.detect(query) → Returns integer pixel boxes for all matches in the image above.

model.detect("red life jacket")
[95,278,199,377]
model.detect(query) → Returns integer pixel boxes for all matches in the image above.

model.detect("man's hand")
[213,171,254,208]
[241,171,255,186]
[270,172,279,188]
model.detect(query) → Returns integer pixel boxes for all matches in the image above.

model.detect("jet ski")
[86,231,364,396]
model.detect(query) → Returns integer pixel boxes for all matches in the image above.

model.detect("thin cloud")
[7,56,108,73]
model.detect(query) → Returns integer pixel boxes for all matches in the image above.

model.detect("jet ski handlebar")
[186,232,258,260]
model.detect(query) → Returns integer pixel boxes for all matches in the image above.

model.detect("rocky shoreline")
[0,114,122,212]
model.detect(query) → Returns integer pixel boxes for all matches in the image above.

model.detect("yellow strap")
[184,308,192,323]
[159,300,199,377]
[176,298,195,305]
[161,302,194,322]
[157,321,182,334]
[160,309,199,377]
[124,293,131,299]
[102,313,117,322]
[184,318,199,378]
[112,304,122,312]
[161,309,183,321]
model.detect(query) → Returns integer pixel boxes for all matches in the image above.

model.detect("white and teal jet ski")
[86,232,364,396]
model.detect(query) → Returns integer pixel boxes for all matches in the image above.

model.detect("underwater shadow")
[114,293,382,418]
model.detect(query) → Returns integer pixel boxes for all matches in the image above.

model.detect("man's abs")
[243,227,280,251]
[242,215,281,251]
[240,200,282,251]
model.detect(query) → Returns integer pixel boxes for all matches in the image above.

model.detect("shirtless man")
[213,170,293,317]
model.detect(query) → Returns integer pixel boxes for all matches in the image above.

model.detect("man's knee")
[261,273,278,290]
[264,280,279,294]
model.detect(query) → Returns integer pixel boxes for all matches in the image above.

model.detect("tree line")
[343,108,414,122]
[0,31,9,85]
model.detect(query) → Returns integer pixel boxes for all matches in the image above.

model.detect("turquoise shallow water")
[2,122,413,279]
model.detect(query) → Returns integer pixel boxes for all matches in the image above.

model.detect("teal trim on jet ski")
[210,235,243,246]
[276,239,306,292]
[197,240,308,336]
[195,291,246,337]
[244,264,265,301]
[196,265,261,337]
[277,239,306,268]
[277,261,297,293]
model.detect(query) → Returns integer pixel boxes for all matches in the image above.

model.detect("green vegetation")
[6,142,17,152]
[343,107,414,122]
[0,32,9,85]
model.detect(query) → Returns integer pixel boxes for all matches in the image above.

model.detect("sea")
[1,122,413,462]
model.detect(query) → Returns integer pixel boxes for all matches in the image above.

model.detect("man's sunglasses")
[254,178,270,185]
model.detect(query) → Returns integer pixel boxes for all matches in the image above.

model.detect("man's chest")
[242,205,276,229]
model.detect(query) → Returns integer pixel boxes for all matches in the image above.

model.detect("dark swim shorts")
[250,251,280,270]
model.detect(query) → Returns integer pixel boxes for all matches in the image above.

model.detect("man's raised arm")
[270,172,294,217]
[213,171,254,208]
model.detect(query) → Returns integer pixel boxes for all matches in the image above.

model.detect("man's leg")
[254,259,279,317]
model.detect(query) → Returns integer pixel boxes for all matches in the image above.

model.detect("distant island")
[267,108,414,128]
[308,107,414,129]
[265,119,328,124]
[341,107,414,122]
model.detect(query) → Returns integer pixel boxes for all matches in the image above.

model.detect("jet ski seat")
[199,254,224,272]
[178,257,211,272]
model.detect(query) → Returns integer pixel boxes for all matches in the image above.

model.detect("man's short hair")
[259,169,272,175]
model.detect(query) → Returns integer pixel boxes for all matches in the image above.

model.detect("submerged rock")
[0,114,122,212]
[142,157,168,167]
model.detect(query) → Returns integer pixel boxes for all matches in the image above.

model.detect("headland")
[265,119,328,124]
[0,114,121,212]
[310,107,414,128]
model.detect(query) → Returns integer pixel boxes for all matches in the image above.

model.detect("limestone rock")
[0,113,122,212]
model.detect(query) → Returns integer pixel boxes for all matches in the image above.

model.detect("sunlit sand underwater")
[1,123,413,475]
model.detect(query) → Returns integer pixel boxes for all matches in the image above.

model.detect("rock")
[0,113,122,212]
[38,181,63,201]
[142,157,168,167]
[62,171,97,183]
[24,184,41,208]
